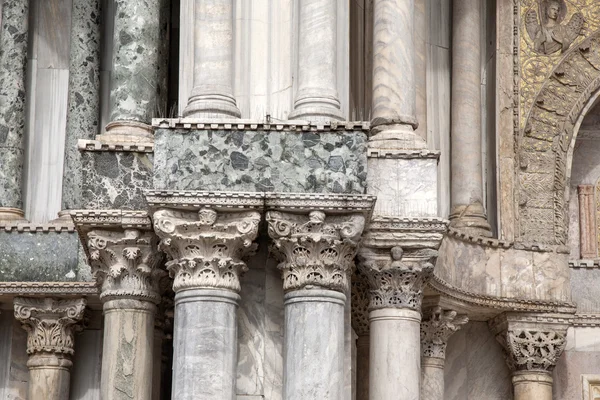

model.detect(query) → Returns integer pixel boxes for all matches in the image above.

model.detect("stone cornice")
[14,297,86,356]
[420,306,468,359]
[146,190,265,211]
[152,118,370,132]
[0,222,75,233]
[0,282,98,295]
[366,148,441,159]
[77,139,154,152]
[264,193,376,216]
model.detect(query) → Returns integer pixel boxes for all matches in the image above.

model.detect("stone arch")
[519,30,600,248]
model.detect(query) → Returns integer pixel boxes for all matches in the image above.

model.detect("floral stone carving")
[266,210,365,293]
[14,297,86,356]
[153,208,261,293]
[420,306,468,359]
[498,329,567,372]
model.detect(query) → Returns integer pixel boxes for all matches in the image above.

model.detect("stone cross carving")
[153,208,261,293]
[14,297,86,357]
[525,0,584,54]
[420,306,468,360]
[266,210,365,293]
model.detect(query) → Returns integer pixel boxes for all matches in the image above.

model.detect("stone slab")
[153,129,367,194]
[81,150,153,209]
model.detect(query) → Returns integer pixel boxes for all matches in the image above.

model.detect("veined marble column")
[99,0,168,143]
[149,192,262,400]
[369,0,425,149]
[0,0,30,222]
[183,0,241,118]
[289,0,344,121]
[73,211,165,400]
[61,0,101,212]
[14,297,86,400]
[351,271,371,400]
[358,217,447,400]
[489,313,572,400]
[420,307,468,400]
[449,0,491,236]
[266,194,374,400]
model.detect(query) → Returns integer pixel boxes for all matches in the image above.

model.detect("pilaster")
[14,297,86,400]
[489,313,572,400]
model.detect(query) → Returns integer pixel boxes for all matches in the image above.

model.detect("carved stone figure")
[526,0,584,54]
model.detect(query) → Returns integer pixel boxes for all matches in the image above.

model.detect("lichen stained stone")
[81,150,153,209]
[153,129,368,194]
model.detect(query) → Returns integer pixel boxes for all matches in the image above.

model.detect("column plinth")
[266,193,374,400]
[489,312,573,400]
[147,191,264,400]
[289,0,344,122]
[73,210,166,400]
[14,297,86,400]
[420,306,468,400]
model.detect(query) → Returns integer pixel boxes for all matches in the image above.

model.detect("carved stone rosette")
[357,217,448,311]
[14,297,86,359]
[72,210,165,303]
[420,306,468,360]
[489,313,572,373]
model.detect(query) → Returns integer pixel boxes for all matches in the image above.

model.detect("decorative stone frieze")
[266,210,365,293]
[489,313,572,373]
[14,297,86,357]
[420,306,468,360]
[357,217,448,311]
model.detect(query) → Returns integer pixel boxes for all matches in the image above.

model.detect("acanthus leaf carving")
[420,306,468,359]
[153,208,261,293]
[351,270,371,336]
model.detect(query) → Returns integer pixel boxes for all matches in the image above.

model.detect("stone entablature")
[420,306,468,360]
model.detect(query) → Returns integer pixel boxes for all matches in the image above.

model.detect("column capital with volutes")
[420,306,468,360]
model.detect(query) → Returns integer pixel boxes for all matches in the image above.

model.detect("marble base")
[172,289,240,400]
[284,288,346,400]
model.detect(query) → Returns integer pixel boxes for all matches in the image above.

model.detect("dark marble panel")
[153,129,368,194]
[81,150,153,209]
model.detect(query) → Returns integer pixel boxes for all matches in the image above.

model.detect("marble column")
[578,185,597,259]
[150,198,262,400]
[369,0,425,149]
[420,306,468,400]
[266,194,374,400]
[73,211,165,400]
[489,312,571,400]
[351,271,371,400]
[61,0,101,212]
[0,0,30,221]
[289,0,344,122]
[449,0,491,236]
[99,0,168,143]
[183,0,241,118]
[357,217,447,400]
[14,297,86,400]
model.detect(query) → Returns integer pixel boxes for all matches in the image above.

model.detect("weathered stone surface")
[0,232,86,281]
[81,150,153,209]
[0,147,24,208]
[153,129,367,193]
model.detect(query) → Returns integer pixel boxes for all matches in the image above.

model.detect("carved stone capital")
[73,210,166,303]
[420,306,468,359]
[266,210,366,292]
[153,208,261,293]
[357,217,447,311]
[489,313,572,373]
[351,270,370,336]
[14,298,86,359]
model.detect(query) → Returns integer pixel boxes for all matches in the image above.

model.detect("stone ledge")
[572,314,600,327]
[0,223,75,233]
[78,139,154,152]
[367,148,441,159]
[447,227,512,249]
[152,117,369,131]
[0,282,97,295]
[569,259,600,268]
[71,210,151,229]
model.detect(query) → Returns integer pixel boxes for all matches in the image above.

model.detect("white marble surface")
[70,329,102,400]
[0,313,28,400]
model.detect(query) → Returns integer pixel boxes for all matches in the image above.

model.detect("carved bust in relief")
[526,0,584,55]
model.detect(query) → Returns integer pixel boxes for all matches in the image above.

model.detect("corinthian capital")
[72,210,165,303]
[489,313,572,373]
[357,217,448,311]
[152,208,261,292]
[14,297,86,357]
[266,210,366,292]
[420,306,468,359]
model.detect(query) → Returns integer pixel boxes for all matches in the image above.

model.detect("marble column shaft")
[289,0,343,121]
[14,297,86,400]
[449,0,490,235]
[61,0,101,211]
[512,371,553,400]
[351,270,371,400]
[356,335,370,400]
[370,0,425,148]
[183,0,241,118]
[0,0,29,219]
[421,357,445,400]
[104,0,168,140]
[578,185,597,258]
